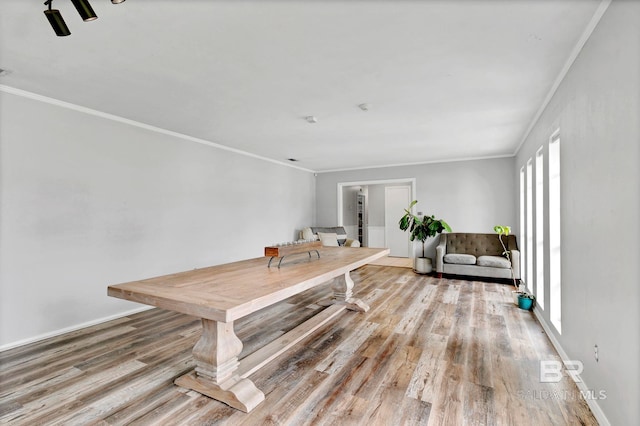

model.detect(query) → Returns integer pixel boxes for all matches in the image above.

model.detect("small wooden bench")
[108,246,389,412]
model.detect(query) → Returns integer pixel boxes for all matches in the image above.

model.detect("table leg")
[175,318,265,412]
[330,271,370,312]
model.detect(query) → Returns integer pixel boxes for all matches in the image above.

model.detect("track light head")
[70,0,98,22]
[44,0,125,37]
[43,1,71,36]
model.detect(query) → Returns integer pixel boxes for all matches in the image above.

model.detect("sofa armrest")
[509,249,521,280]
[435,234,447,272]
[345,239,361,247]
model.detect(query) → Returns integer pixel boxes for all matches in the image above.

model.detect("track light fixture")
[44,0,71,37]
[70,0,97,22]
[43,0,126,37]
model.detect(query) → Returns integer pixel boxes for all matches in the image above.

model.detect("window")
[519,167,526,284]
[519,132,560,330]
[526,159,533,292]
[535,148,545,309]
[549,133,562,332]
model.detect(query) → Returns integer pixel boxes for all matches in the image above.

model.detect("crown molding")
[317,153,515,174]
[0,84,315,173]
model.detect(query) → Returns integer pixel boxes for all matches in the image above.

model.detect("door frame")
[337,177,417,230]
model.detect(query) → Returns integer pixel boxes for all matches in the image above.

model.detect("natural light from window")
[526,159,533,292]
[536,148,545,309]
[519,167,525,285]
[549,133,562,333]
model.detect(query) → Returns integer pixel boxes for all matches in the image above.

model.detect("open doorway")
[337,178,416,257]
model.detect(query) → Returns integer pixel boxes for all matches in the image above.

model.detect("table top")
[108,247,389,322]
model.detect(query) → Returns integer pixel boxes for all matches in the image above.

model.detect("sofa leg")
[436,273,442,278]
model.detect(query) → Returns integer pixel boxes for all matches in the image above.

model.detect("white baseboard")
[0,306,154,353]
[532,307,610,426]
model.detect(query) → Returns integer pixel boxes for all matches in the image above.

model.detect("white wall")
[366,184,387,248]
[0,90,316,348]
[341,186,359,227]
[366,184,386,227]
[316,157,516,259]
[514,1,639,424]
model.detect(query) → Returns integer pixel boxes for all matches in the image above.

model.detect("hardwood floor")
[367,256,413,268]
[0,266,597,425]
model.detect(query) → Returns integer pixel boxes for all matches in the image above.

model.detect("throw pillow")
[301,227,315,241]
[317,232,339,247]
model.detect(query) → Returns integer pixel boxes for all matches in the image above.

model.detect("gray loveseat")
[435,233,520,281]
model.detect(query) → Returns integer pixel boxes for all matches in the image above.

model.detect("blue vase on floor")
[518,294,534,310]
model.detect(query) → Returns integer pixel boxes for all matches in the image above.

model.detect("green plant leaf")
[493,225,511,235]
[398,201,451,244]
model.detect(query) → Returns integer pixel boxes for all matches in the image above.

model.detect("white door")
[384,186,411,257]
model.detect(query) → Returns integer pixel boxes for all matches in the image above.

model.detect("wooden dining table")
[108,246,390,412]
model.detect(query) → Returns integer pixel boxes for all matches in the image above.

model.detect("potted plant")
[518,293,536,311]
[493,225,525,304]
[399,200,451,274]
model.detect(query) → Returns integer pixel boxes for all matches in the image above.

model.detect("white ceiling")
[0,0,603,172]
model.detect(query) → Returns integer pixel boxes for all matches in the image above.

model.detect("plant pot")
[518,294,534,311]
[414,257,433,274]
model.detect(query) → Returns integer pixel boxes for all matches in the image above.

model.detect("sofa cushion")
[311,227,348,246]
[317,232,339,247]
[477,255,511,269]
[444,253,476,265]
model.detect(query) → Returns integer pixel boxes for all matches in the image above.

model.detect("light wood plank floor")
[0,266,597,425]
[367,256,413,268]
